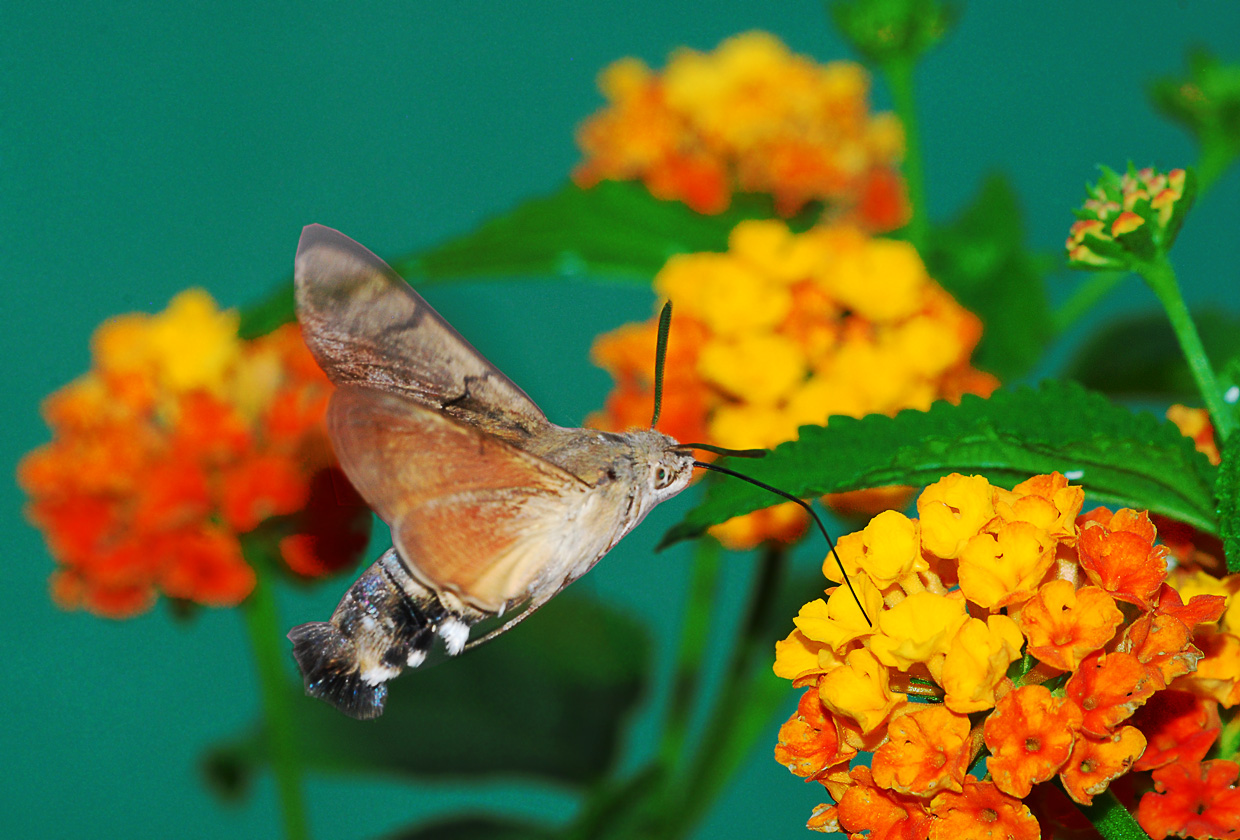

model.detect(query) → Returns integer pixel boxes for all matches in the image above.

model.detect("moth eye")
[654,465,673,489]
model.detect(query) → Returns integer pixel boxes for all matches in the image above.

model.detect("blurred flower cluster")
[18,290,368,618]
[773,471,1240,839]
[574,31,908,227]
[590,219,997,548]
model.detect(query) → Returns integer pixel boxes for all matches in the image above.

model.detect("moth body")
[288,225,694,719]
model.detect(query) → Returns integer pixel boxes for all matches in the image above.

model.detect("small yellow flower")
[655,252,790,336]
[917,474,997,559]
[869,591,969,671]
[958,521,1057,610]
[939,615,1024,713]
[794,578,883,652]
[827,510,925,589]
[697,333,806,405]
[774,628,844,681]
[820,235,925,322]
[818,648,906,734]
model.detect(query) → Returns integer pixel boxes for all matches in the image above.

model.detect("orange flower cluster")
[574,31,909,228]
[772,472,1240,839]
[589,219,997,548]
[18,290,370,618]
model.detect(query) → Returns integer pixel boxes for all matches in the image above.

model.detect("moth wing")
[295,223,549,443]
[329,385,590,614]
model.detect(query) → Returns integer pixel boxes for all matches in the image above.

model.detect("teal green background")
[5,4,1239,839]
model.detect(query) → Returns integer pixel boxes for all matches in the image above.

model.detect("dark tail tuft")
[288,621,387,720]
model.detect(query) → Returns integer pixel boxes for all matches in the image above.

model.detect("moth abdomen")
[288,548,463,719]
[288,621,390,719]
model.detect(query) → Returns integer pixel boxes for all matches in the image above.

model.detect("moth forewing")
[294,224,548,443]
[288,225,697,720]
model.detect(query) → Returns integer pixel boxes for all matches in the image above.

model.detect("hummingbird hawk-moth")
[288,225,697,719]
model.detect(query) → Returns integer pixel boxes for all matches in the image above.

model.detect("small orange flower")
[1118,612,1201,689]
[1020,581,1123,672]
[983,685,1083,798]
[1065,651,1158,737]
[928,777,1040,840]
[832,766,934,840]
[872,705,973,797]
[1167,404,1221,465]
[1059,726,1147,806]
[1136,760,1240,840]
[1131,690,1221,771]
[774,687,857,779]
[1076,508,1169,609]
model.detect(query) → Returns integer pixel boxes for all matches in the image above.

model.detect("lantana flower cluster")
[1066,166,1195,270]
[590,219,997,548]
[774,472,1240,840]
[18,290,369,618]
[574,31,908,227]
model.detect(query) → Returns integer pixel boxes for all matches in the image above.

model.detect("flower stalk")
[1139,255,1236,440]
[880,53,929,252]
[241,535,309,840]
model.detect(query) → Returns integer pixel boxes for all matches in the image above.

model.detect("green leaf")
[1066,308,1240,400]
[662,380,1218,548]
[1217,430,1240,573]
[204,592,651,795]
[924,174,1055,380]
[394,180,815,283]
[384,817,558,840]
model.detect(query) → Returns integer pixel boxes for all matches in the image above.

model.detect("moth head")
[618,429,696,505]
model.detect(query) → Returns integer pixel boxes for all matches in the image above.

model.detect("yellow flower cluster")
[574,31,908,226]
[590,220,997,548]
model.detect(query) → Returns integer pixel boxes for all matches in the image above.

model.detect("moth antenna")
[649,300,673,429]
[691,460,872,628]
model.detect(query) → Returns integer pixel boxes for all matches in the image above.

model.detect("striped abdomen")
[287,548,474,719]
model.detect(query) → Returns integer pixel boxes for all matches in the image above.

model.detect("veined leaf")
[1217,431,1240,572]
[662,380,1218,548]
[204,592,650,795]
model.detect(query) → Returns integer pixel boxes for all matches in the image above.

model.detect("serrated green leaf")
[924,174,1054,380]
[1067,308,1240,400]
[1217,431,1240,573]
[393,180,815,283]
[204,593,650,795]
[662,380,1218,548]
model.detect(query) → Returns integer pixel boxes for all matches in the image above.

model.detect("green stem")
[657,544,789,839]
[1216,708,1240,759]
[241,538,310,840]
[1139,255,1236,440]
[880,54,929,252]
[657,538,723,771]
[1059,782,1150,840]
[1194,136,1237,195]
[1052,269,1128,333]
